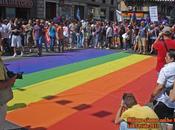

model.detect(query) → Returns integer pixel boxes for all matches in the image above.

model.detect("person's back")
[153,26,175,72]
[115,93,161,130]
[57,25,64,40]
[121,104,160,130]
[154,39,175,72]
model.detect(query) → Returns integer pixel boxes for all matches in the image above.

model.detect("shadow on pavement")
[8,103,27,111]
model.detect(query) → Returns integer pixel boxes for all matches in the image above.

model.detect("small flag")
[116,10,123,22]
[76,8,81,21]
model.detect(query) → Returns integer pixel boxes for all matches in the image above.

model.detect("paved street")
[2,48,157,130]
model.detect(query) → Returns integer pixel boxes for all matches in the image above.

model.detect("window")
[6,8,16,18]
[111,0,114,5]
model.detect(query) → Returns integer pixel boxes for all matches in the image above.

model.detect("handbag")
[122,33,129,39]
[0,63,13,106]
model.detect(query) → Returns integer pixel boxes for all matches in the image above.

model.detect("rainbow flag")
[6,49,157,130]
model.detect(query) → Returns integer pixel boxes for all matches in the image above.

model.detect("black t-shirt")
[39,24,45,36]
[11,24,21,36]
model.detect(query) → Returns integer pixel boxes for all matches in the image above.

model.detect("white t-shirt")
[156,62,175,108]
[106,26,113,37]
[0,24,10,39]
[63,26,69,38]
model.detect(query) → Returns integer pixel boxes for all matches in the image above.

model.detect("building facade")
[0,0,118,20]
[121,0,175,18]
[0,0,34,19]
[32,0,118,20]
[117,0,149,20]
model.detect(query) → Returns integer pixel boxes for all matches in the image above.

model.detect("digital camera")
[7,70,23,79]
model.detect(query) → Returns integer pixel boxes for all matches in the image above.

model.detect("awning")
[0,0,33,8]
[125,0,175,2]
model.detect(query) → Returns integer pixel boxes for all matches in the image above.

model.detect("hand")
[150,49,153,54]
[158,32,163,38]
[114,119,118,124]
[120,100,125,107]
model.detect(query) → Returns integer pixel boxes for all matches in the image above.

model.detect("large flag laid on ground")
[6,49,157,130]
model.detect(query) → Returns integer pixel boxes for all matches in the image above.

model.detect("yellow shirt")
[121,105,161,130]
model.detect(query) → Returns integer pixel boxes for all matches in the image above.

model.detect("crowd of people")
[115,25,175,130]
[0,16,175,130]
[0,17,175,57]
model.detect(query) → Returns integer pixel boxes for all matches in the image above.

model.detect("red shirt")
[57,25,64,40]
[153,39,175,72]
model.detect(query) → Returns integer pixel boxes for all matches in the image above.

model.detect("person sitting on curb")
[115,93,161,130]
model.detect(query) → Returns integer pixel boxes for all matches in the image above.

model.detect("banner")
[149,6,158,22]
[0,0,33,8]
[76,8,81,21]
[116,10,123,22]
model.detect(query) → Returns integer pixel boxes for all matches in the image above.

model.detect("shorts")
[141,38,146,47]
[11,35,22,48]
[153,101,174,125]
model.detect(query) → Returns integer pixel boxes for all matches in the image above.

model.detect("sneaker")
[20,52,23,56]
[29,49,32,53]
[13,53,17,57]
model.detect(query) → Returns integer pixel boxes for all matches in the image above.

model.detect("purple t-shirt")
[33,24,44,39]
[33,25,40,39]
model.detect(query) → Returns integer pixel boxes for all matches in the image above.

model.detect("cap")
[162,26,172,35]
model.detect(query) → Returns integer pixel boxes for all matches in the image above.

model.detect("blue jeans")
[35,36,43,48]
[94,34,99,47]
[50,36,55,50]
[76,33,81,48]
[80,35,84,47]
[120,121,138,130]
[71,32,77,47]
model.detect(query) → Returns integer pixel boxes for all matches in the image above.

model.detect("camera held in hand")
[7,70,23,79]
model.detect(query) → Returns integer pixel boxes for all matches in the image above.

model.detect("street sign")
[149,6,158,22]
